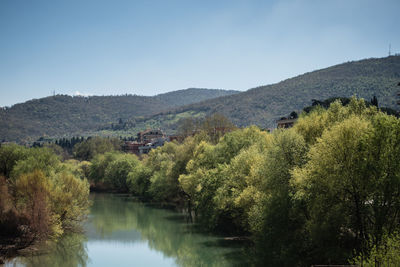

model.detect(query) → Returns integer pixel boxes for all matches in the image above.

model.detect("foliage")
[51,171,90,230]
[0,175,26,237]
[127,163,151,197]
[111,96,400,266]
[61,159,92,180]
[89,152,120,184]
[0,144,90,243]
[178,126,269,231]
[294,97,377,145]
[351,232,400,267]
[198,113,237,144]
[252,129,308,266]
[73,136,122,161]
[0,143,29,178]
[15,170,56,237]
[11,147,61,180]
[292,102,400,264]
[104,153,140,191]
[144,138,200,202]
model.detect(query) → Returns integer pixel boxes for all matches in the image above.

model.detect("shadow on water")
[163,214,187,222]
[7,193,255,267]
[201,238,252,248]
[7,233,89,267]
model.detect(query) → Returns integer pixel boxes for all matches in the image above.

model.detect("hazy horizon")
[1,54,396,108]
[1,0,399,107]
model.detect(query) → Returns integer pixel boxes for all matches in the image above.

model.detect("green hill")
[2,56,400,142]
[130,56,400,133]
[0,88,238,142]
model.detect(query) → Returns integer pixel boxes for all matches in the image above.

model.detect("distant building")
[277,118,297,129]
[138,137,168,155]
[122,142,143,155]
[137,129,164,143]
[124,129,172,156]
[138,144,152,155]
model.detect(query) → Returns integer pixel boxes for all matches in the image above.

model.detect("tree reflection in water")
[15,233,88,267]
[88,194,251,267]
[9,193,252,267]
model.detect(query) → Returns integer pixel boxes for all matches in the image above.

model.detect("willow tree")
[293,113,400,264]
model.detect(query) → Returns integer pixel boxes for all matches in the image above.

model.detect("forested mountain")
[0,88,238,142]
[2,56,400,142]
[136,55,400,132]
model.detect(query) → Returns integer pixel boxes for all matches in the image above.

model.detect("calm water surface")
[6,193,251,267]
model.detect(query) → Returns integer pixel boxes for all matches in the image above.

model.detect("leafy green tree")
[144,142,182,202]
[15,170,55,238]
[73,137,121,161]
[89,152,119,184]
[127,162,151,197]
[43,142,69,160]
[51,171,90,230]
[213,145,264,232]
[177,117,199,138]
[253,129,308,266]
[200,113,236,144]
[351,232,400,267]
[0,144,29,178]
[0,176,22,237]
[293,113,400,263]
[104,153,140,191]
[294,97,377,146]
[179,127,269,230]
[0,144,91,242]
[60,159,92,181]
[11,147,61,180]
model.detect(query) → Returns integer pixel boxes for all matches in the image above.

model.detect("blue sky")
[0,0,399,107]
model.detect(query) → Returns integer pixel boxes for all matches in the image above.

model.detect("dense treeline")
[73,136,122,161]
[0,145,90,254]
[87,97,400,266]
[32,136,128,161]
[302,96,400,117]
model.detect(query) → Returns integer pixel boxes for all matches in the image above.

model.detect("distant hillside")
[155,88,239,107]
[0,88,239,142]
[129,56,400,133]
[2,56,400,142]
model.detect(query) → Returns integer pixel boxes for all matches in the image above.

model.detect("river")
[6,193,252,267]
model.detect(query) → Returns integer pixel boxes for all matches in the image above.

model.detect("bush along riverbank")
[0,145,90,261]
[87,97,400,266]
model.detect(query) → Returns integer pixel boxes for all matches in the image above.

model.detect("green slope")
[135,56,400,132]
[0,88,238,142]
[2,56,399,142]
